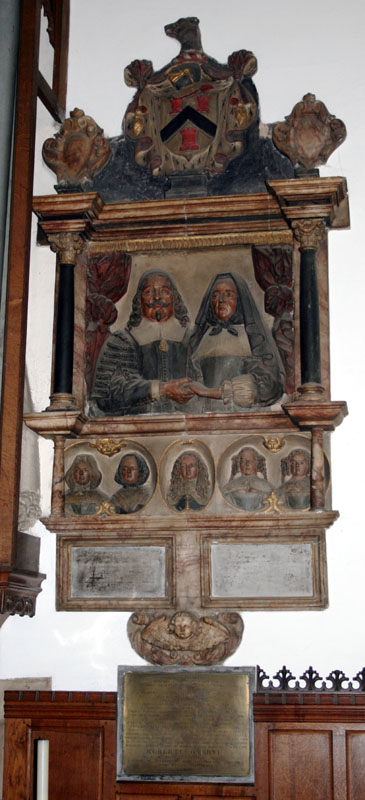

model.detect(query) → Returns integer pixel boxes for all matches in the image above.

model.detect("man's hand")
[160,378,194,404]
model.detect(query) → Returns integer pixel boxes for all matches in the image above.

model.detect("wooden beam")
[0,0,42,567]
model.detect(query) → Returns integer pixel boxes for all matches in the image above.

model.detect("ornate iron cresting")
[257,666,365,692]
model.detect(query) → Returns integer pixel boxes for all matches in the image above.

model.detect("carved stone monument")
[27,18,348,685]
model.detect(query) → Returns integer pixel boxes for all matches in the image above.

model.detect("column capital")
[292,219,326,251]
[47,232,85,264]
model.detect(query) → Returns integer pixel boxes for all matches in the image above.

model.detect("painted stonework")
[128,610,243,665]
[89,247,290,418]
[28,16,349,647]
[42,108,111,186]
[65,454,108,516]
[272,93,346,171]
[123,17,257,176]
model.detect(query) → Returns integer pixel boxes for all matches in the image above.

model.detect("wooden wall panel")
[32,728,103,800]
[269,730,333,800]
[4,691,365,800]
[2,718,31,800]
[346,732,365,800]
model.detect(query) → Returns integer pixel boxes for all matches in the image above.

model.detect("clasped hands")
[159,378,222,404]
[160,375,254,406]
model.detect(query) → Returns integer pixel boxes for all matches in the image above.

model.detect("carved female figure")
[222,446,273,510]
[189,272,284,411]
[278,448,311,509]
[111,452,153,514]
[65,454,107,515]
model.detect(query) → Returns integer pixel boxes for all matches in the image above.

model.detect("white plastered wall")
[0,0,363,691]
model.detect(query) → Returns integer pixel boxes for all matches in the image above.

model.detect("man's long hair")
[127,270,189,330]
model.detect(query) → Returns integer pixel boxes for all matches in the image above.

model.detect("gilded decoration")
[123,17,258,177]
[128,610,243,666]
[262,491,281,513]
[42,108,111,186]
[263,436,285,453]
[89,439,128,457]
[272,93,346,170]
[88,232,293,254]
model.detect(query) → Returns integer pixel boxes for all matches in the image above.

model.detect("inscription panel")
[117,667,256,783]
[57,536,174,610]
[212,542,313,597]
[71,546,166,598]
[201,533,327,609]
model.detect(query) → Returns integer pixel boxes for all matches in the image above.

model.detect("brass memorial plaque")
[117,666,256,783]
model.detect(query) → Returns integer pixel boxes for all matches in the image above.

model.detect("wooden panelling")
[32,728,103,800]
[346,731,365,800]
[269,729,333,800]
[4,691,365,800]
[2,718,30,800]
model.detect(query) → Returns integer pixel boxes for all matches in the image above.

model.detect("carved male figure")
[189,272,284,411]
[222,446,272,510]
[91,270,195,415]
[111,452,153,514]
[167,450,211,511]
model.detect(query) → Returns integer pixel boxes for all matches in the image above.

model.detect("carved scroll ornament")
[272,93,346,170]
[42,108,111,186]
[128,610,243,666]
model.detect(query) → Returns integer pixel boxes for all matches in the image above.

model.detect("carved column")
[311,428,325,510]
[51,436,65,516]
[292,219,326,398]
[47,232,85,409]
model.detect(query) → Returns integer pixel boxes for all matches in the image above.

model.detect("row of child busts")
[62,436,329,517]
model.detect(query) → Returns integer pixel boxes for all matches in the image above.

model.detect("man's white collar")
[131,317,187,345]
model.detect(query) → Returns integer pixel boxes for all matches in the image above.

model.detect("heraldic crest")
[123,17,258,176]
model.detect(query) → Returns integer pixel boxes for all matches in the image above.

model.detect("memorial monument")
[25,15,348,782]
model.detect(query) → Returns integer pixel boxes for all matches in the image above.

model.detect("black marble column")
[293,219,326,392]
[300,248,321,384]
[54,263,75,395]
[47,232,84,410]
